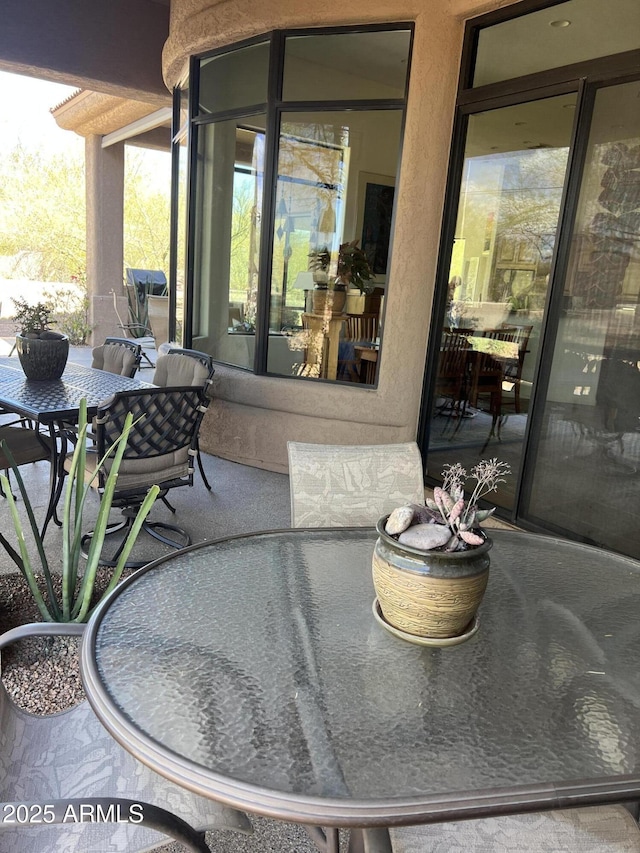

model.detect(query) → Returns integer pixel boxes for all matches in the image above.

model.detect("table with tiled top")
[0,358,153,532]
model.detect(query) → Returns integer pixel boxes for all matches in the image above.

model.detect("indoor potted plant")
[308,246,345,314]
[372,459,510,643]
[336,239,375,295]
[337,240,377,315]
[308,242,377,316]
[12,296,70,380]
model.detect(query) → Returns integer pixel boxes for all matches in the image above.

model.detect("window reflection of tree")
[272,126,347,328]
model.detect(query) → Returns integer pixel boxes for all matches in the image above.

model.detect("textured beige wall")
[164,0,521,472]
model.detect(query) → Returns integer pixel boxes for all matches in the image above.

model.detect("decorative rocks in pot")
[372,460,510,644]
[12,297,69,381]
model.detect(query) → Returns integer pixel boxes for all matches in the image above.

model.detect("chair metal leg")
[144,520,191,550]
[196,445,212,491]
[80,516,191,569]
[347,828,393,853]
[41,424,66,537]
[161,495,177,513]
[305,825,340,853]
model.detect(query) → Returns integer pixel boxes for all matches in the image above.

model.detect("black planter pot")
[15,334,70,380]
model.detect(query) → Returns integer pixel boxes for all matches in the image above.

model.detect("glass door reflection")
[427,94,576,510]
[525,80,640,556]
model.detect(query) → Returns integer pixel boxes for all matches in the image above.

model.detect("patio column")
[86,135,125,346]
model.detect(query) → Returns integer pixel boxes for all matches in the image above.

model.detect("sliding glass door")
[421,1,640,559]
[524,80,640,556]
[426,93,576,511]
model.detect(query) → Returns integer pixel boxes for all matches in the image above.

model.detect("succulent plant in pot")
[372,459,511,643]
[12,297,69,380]
[386,459,511,552]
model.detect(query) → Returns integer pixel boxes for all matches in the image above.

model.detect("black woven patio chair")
[59,386,210,568]
[153,347,215,490]
[91,337,142,378]
[0,419,55,504]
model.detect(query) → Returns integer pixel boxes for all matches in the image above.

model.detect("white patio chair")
[111,289,157,368]
[389,806,640,852]
[287,441,425,527]
[0,623,252,853]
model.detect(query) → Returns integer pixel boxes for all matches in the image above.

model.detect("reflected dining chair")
[434,332,473,433]
[91,337,141,378]
[153,347,215,490]
[499,322,533,414]
[287,441,425,528]
[339,314,380,381]
[344,313,379,344]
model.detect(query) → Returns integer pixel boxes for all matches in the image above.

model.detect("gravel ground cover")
[0,568,129,713]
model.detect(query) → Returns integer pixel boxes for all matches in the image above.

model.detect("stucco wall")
[163,0,521,472]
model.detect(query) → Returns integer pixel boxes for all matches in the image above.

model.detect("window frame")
[181,23,414,384]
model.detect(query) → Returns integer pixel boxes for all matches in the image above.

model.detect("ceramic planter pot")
[372,515,492,640]
[16,334,69,380]
[311,287,346,315]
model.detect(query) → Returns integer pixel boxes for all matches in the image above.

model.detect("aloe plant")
[0,400,160,622]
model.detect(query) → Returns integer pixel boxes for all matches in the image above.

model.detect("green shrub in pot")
[12,296,70,380]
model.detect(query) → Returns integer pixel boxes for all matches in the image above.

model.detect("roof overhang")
[52,89,172,150]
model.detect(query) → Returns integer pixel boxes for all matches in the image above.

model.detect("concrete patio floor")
[0,343,292,575]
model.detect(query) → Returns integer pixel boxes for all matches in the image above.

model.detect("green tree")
[0,144,86,280]
[0,144,172,285]
[123,148,171,273]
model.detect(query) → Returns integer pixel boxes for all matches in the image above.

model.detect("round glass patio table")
[81,528,640,831]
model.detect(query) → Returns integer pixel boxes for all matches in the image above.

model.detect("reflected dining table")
[0,358,153,533]
[80,527,640,852]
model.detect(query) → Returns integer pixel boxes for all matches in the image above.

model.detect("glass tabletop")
[82,527,640,825]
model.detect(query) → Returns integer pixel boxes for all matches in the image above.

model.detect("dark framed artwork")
[357,172,395,277]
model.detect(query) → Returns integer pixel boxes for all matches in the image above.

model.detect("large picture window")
[185,26,412,385]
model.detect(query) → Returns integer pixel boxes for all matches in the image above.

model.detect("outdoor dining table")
[0,357,153,533]
[80,527,640,852]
